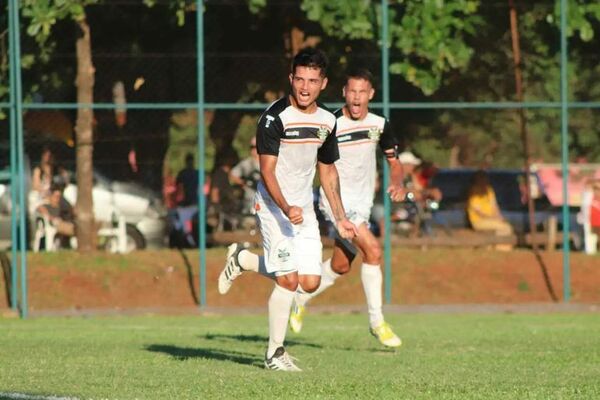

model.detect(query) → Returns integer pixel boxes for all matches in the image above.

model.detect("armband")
[385,145,399,159]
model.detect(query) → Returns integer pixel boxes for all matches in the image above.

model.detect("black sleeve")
[378,119,398,153]
[256,111,284,156]
[317,123,339,164]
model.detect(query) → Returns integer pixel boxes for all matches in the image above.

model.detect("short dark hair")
[50,182,65,193]
[345,67,374,86]
[291,47,328,77]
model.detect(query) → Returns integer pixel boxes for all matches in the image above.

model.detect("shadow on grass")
[202,333,323,349]
[145,344,263,368]
[175,247,199,305]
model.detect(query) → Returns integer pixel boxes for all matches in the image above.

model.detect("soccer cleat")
[370,321,402,348]
[289,303,306,333]
[218,243,245,295]
[264,346,302,372]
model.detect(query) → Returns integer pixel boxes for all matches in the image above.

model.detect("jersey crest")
[368,126,382,141]
[317,125,330,141]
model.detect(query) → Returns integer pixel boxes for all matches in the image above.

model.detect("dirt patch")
[1,247,600,312]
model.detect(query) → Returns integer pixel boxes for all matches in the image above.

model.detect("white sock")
[238,249,259,272]
[237,250,276,279]
[295,258,339,307]
[267,284,295,358]
[361,263,384,328]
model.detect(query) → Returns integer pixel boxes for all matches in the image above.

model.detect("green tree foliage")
[293,0,481,95]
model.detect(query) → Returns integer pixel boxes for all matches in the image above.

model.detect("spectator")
[414,161,443,202]
[29,146,56,214]
[36,183,76,244]
[590,180,600,237]
[229,136,261,215]
[175,153,199,207]
[209,156,239,231]
[466,170,513,249]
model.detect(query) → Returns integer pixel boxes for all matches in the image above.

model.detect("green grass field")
[1,312,599,399]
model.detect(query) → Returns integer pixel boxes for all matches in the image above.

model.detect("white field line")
[0,393,79,400]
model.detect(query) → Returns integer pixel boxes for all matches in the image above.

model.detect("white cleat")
[264,347,302,372]
[218,243,245,295]
[370,321,402,348]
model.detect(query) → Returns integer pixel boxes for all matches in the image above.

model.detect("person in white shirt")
[291,68,406,348]
[217,48,357,372]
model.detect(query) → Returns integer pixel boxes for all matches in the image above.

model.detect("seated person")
[466,170,513,242]
[229,137,260,216]
[36,183,76,241]
[208,156,240,231]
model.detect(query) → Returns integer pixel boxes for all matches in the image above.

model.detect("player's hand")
[336,218,359,239]
[387,184,407,202]
[286,205,304,225]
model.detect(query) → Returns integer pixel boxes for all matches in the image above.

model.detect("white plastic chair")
[97,211,128,253]
[32,214,58,252]
[579,187,598,255]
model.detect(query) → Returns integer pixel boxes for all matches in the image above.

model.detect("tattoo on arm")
[328,177,346,222]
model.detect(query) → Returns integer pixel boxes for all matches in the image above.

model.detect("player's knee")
[299,275,321,293]
[275,273,298,291]
[363,244,382,265]
[331,260,351,275]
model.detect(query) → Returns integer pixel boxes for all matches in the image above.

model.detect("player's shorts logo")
[368,127,382,141]
[317,126,330,141]
[277,248,291,263]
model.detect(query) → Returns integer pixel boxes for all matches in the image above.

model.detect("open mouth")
[298,91,311,102]
[350,103,362,115]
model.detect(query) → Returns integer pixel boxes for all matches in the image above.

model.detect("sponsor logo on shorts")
[278,248,291,263]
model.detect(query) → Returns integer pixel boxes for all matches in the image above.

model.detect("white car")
[62,171,168,252]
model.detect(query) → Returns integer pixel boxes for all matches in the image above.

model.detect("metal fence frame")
[3,0,584,318]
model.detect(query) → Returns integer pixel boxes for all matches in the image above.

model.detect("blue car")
[430,168,581,245]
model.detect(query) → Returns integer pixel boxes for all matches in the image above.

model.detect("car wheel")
[104,224,146,253]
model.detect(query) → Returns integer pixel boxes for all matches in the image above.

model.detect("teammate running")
[290,68,405,348]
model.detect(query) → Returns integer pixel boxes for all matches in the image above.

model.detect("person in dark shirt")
[37,183,75,238]
[208,154,239,230]
[175,153,199,207]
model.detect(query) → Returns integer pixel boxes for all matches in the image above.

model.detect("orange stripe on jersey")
[336,125,378,135]
[284,122,334,131]
[281,139,322,144]
[338,139,373,147]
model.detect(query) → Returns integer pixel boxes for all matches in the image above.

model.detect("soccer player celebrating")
[218,48,357,371]
[289,68,405,348]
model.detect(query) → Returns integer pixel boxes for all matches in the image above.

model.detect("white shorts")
[319,189,372,228]
[255,188,322,276]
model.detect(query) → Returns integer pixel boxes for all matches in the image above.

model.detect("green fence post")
[9,0,27,318]
[197,0,207,308]
[8,0,18,311]
[380,0,392,304]
[560,0,570,302]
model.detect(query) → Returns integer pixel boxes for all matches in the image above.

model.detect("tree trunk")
[74,19,95,252]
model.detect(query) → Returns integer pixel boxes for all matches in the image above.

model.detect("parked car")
[62,171,168,251]
[0,161,167,251]
[430,168,581,246]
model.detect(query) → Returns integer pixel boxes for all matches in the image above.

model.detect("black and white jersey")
[329,109,397,208]
[256,96,338,208]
